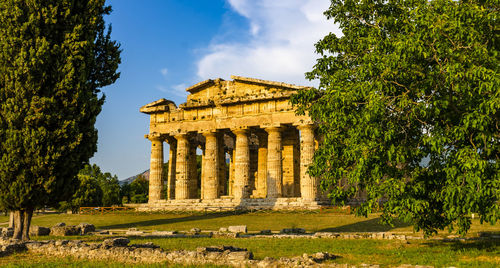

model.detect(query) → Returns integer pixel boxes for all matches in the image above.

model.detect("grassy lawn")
[0,252,226,267]
[126,237,499,267]
[3,211,495,237]
[0,211,498,267]
[1,237,498,267]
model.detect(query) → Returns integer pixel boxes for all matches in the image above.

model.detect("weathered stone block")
[151,231,178,236]
[77,223,95,235]
[227,251,253,261]
[228,225,247,233]
[0,228,13,238]
[280,228,305,234]
[102,237,130,247]
[50,226,80,236]
[29,226,50,236]
[126,230,145,235]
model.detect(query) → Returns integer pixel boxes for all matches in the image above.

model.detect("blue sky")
[91,0,340,180]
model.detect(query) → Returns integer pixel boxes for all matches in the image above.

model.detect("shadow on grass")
[422,239,499,253]
[318,217,411,232]
[99,211,239,229]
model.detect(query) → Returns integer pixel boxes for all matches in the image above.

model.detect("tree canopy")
[59,164,121,213]
[0,0,121,239]
[291,0,499,235]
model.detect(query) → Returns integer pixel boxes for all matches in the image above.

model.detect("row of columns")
[147,124,318,203]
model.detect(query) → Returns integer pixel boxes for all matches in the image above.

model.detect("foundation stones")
[77,223,95,235]
[102,237,130,247]
[0,228,13,238]
[50,225,80,236]
[228,225,247,233]
[281,228,306,234]
[29,226,51,236]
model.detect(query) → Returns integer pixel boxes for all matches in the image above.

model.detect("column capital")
[231,127,249,136]
[201,130,218,138]
[265,126,283,133]
[297,124,316,131]
[145,133,164,141]
[174,133,188,141]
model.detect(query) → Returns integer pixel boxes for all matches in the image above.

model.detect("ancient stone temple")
[139,76,326,211]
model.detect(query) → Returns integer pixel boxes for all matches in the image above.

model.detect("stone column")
[256,132,268,198]
[174,134,189,200]
[298,124,317,200]
[202,131,219,200]
[166,137,177,200]
[266,127,283,198]
[148,134,164,203]
[233,128,250,199]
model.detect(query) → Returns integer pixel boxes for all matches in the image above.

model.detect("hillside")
[120,169,150,185]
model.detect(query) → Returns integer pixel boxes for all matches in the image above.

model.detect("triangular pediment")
[181,75,309,109]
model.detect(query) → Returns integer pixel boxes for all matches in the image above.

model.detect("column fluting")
[202,131,219,199]
[298,124,317,200]
[148,135,164,203]
[233,128,250,199]
[266,126,283,198]
[174,134,189,199]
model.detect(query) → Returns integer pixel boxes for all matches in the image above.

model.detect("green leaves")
[292,0,499,235]
[0,1,121,211]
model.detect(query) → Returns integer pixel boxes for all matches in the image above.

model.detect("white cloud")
[196,0,341,87]
[171,83,188,97]
[160,68,168,77]
[155,84,187,99]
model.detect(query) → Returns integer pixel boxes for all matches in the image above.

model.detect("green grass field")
[0,211,499,267]
[2,211,497,236]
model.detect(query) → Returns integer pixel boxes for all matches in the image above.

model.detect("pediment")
[182,75,310,109]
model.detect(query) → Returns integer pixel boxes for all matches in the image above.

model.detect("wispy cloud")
[160,68,168,77]
[155,83,187,99]
[196,0,341,87]
[171,83,188,98]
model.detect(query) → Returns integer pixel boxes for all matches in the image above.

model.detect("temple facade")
[139,76,326,211]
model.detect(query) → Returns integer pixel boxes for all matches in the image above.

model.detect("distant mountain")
[120,169,150,185]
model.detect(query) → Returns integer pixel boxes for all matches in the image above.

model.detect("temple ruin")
[139,76,326,211]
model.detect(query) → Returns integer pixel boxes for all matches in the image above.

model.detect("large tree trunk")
[21,208,33,241]
[9,211,14,228]
[12,210,24,240]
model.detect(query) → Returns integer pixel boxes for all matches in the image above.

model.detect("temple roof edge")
[140,98,177,114]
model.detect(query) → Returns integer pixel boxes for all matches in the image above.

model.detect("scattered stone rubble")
[3,223,496,244]
[0,223,96,238]
[0,237,340,267]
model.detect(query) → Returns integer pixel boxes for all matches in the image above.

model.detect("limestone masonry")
[140,76,326,210]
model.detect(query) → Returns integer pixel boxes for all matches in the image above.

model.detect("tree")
[129,175,149,203]
[59,164,121,212]
[59,171,103,214]
[0,0,120,240]
[291,0,498,235]
[99,172,121,206]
